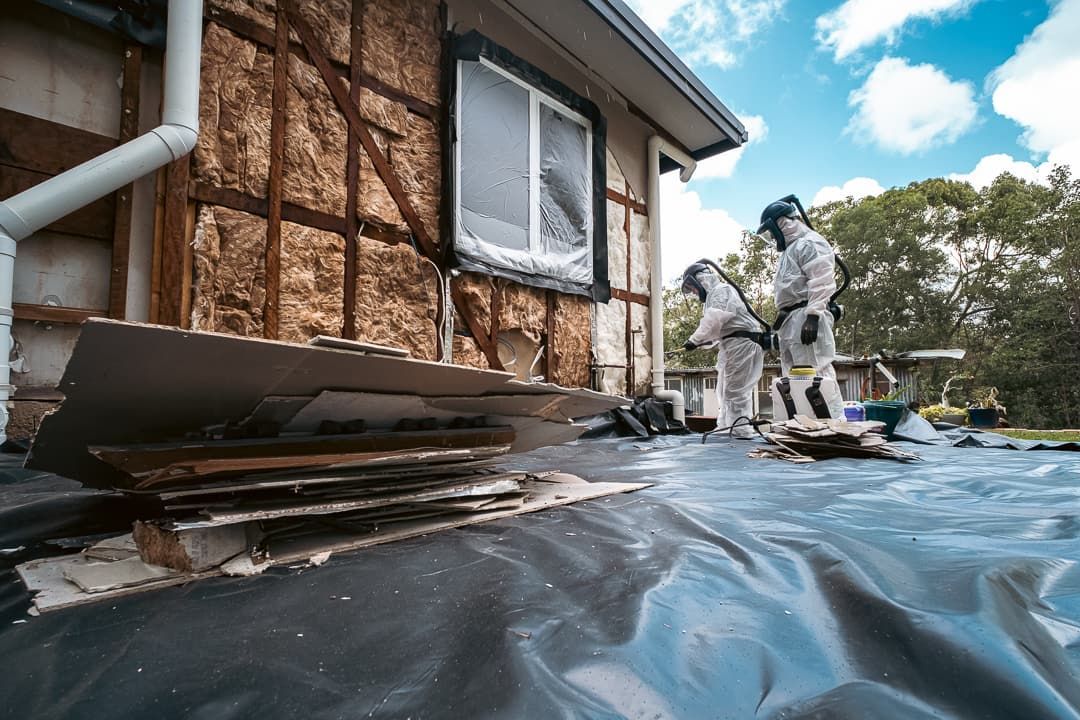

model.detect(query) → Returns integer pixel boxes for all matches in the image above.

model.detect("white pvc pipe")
[647,135,697,423]
[0,0,203,443]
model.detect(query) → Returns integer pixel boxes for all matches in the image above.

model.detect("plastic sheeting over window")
[455,56,599,297]
[458,61,530,253]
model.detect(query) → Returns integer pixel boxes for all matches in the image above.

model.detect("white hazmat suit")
[686,271,765,437]
[772,216,844,417]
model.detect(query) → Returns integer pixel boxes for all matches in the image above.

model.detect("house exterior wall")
[1,0,668,443]
[0,3,163,402]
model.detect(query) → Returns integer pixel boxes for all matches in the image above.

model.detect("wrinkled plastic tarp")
[1,438,1079,719]
[456,60,593,294]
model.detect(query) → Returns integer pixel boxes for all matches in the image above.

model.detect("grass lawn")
[995,428,1080,442]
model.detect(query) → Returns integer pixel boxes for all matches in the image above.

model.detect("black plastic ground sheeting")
[1,438,1079,719]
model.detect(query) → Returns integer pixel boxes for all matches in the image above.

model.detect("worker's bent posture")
[758,198,844,418]
[681,263,764,437]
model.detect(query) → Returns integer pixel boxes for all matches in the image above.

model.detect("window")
[665,377,683,393]
[452,32,608,300]
[704,377,717,390]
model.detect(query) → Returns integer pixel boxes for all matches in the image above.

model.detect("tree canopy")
[664,166,1080,428]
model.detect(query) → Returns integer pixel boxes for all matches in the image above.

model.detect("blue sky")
[627,0,1080,280]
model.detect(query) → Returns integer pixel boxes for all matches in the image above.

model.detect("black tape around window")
[450,30,610,303]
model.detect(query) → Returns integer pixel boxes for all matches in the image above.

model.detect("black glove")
[682,340,698,351]
[800,314,819,344]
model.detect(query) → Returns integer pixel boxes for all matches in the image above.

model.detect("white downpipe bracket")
[647,136,697,424]
[0,0,203,444]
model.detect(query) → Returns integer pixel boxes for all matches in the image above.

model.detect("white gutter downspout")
[647,135,696,423]
[0,0,202,443]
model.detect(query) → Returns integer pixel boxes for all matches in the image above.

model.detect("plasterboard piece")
[503,381,628,419]
[62,556,178,593]
[27,320,518,488]
[17,474,650,612]
[422,394,569,420]
[169,478,525,529]
[17,553,219,612]
[268,474,651,564]
[307,335,410,357]
[89,426,516,486]
[82,534,139,562]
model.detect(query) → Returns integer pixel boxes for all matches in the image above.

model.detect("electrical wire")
[407,233,448,362]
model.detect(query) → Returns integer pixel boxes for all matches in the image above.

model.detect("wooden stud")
[489,278,502,346]
[187,181,416,246]
[263,3,289,340]
[109,44,142,320]
[13,303,103,325]
[605,186,647,216]
[343,0,364,341]
[149,166,167,323]
[0,107,116,175]
[158,154,191,327]
[286,3,503,371]
[546,290,557,383]
[609,287,650,306]
[204,5,438,122]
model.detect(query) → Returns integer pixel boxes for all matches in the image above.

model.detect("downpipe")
[647,135,696,423]
[0,0,203,443]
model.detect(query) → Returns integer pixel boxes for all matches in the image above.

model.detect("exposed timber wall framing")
[176,0,593,385]
[595,154,651,397]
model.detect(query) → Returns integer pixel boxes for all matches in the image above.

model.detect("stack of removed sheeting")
[749,415,921,463]
[16,321,648,614]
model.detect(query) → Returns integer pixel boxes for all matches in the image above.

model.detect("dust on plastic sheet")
[1,437,1079,719]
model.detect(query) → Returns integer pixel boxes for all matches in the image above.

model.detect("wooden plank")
[158,155,191,327]
[13,303,103,325]
[546,290,557,382]
[610,287,650,306]
[489,279,502,345]
[0,164,114,240]
[180,199,196,329]
[605,186,648,216]
[285,4,435,261]
[110,44,143,320]
[343,0,364,341]
[89,426,517,480]
[286,3,502,370]
[187,181,416,241]
[204,3,438,121]
[0,107,116,176]
[262,3,289,340]
[149,167,167,323]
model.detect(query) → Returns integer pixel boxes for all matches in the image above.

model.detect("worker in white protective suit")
[757,197,845,418]
[679,262,765,437]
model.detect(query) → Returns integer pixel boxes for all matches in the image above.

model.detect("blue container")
[843,403,865,422]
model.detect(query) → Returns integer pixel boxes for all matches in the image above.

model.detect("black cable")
[700,416,770,444]
[694,258,772,333]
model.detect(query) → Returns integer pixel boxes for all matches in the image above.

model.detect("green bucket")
[863,400,906,438]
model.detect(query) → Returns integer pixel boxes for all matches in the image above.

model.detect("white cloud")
[847,57,978,154]
[811,177,886,207]
[693,114,768,179]
[988,0,1080,172]
[624,0,785,69]
[658,173,745,284]
[816,0,977,61]
[947,153,1052,190]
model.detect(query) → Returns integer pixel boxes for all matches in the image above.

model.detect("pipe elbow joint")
[152,123,200,161]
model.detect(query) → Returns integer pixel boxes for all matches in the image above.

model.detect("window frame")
[450,30,609,301]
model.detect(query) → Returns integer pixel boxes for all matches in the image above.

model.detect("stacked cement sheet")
[16,320,647,613]
[750,415,921,463]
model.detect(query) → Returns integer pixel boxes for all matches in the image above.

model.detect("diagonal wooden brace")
[285,1,504,370]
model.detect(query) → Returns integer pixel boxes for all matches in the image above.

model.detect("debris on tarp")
[749,415,921,463]
[15,320,646,613]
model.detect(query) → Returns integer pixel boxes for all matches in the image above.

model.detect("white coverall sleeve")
[688,306,736,348]
[800,239,837,318]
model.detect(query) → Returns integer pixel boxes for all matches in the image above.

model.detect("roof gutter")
[581,0,748,149]
[0,0,202,442]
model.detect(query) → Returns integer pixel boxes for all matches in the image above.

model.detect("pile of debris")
[748,415,921,463]
[16,320,647,613]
